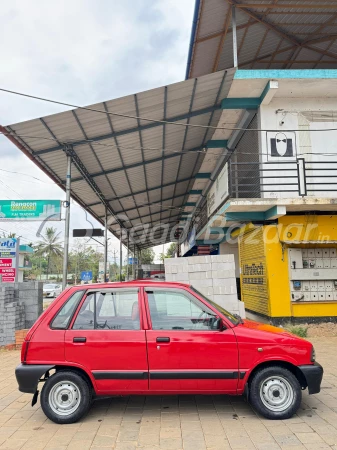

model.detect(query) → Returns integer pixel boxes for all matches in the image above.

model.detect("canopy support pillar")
[120,226,123,281]
[232,5,238,68]
[126,232,129,280]
[62,151,71,291]
[104,207,108,282]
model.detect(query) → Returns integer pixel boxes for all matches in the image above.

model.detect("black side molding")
[92,371,148,380]
[298,362,323,395]
[15,364,54,394]
[150,371,244,380]
[91,371,246,381]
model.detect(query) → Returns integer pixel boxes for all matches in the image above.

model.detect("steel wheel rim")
[49,380,81,416]
[260,376,294,412]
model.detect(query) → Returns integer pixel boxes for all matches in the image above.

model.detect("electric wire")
[2,87,337,132]
[2,130,337,159]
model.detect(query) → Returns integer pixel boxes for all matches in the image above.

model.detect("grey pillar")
[62,155,71,291]
[119,226,123,281]
[104,207,108,282]
[133,244,136,279]
[232,5,238,68]
[126,233,129,281]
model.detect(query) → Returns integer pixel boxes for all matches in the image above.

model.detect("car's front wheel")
[41,370,92,424]
[249,366,302,420]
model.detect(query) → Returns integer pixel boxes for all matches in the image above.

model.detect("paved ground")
[0,338,336,450]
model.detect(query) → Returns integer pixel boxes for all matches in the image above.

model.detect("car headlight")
[311,346,316,363]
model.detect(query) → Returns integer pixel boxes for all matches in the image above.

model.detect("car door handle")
[73,337,86,343]
[156,337,170,343]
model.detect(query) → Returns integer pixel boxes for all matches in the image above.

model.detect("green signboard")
[0,200,61,221]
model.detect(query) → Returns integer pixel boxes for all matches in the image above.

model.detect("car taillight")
[21,340,29,364]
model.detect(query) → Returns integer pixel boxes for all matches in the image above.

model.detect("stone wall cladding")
[0,282,43,345]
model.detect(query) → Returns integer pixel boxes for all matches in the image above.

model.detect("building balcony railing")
[228,159,337,199]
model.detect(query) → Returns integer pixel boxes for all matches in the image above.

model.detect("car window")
[72,290,140,330]
[190,287,239,326]
[146,289,219,331]
[51,290,85,329]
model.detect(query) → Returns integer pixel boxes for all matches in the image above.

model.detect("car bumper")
[298,362,323,395]
[15,364,54,394]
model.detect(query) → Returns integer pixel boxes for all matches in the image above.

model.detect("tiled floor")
[0,338,336,450]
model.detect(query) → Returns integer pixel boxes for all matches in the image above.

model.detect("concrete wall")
[165,255,245,317]
[0,282,43,345]
[259,97,337,199]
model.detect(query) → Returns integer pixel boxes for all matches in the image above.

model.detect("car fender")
[237,354,302,393]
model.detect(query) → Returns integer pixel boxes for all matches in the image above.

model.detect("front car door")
[144,287,239,393]
[65,287,148,394]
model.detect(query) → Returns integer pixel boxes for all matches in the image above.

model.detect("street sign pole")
[62,154,71,290]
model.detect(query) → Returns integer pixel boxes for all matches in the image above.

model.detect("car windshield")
[44,284,57,289]
[190,287,240,326]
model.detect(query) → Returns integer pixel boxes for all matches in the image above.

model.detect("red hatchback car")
[15,281,323,424]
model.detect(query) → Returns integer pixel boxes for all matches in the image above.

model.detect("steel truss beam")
[70,146,204,183]
[33,105,221,155]
[87,176,195,207]
[113,192,187,215]
[62,145,124,228]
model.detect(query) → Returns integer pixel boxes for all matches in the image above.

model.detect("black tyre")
[249,366,302,420]
[40,370,92,424]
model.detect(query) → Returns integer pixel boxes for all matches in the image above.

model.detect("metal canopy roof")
[187,0,337,79]
[2,70,233,249]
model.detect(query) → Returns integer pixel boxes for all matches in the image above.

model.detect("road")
[0,338,336,449]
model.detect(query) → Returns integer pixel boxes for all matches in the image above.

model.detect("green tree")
[35,227,63,279]
[165,242,177,258]
[159,253,165,263]
[68,241,104,283]
[27,253,48,280]
[1,232,16,238]
[139,248,155,264]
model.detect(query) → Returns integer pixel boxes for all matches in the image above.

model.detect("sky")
[0,0,195,262]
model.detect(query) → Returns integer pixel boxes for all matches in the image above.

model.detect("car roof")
[69,281,191,290]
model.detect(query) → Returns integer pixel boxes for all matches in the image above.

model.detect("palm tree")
[35,227,63,279]
[2,232,16,238]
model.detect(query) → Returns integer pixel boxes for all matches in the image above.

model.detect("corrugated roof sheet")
[3,69,235,249]
[187,0,337,78]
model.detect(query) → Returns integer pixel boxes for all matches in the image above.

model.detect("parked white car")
[43,283,62,298]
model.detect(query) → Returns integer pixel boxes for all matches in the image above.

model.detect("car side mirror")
[216,317,226,331]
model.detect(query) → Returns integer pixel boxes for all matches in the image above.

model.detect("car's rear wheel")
[41,370,92,424]
[249,366,302,420]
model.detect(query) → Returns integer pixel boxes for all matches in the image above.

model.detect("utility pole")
[111,249,118,281]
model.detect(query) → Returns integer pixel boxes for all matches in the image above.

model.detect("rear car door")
[145,287,239,393]
[65,287,148,393]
